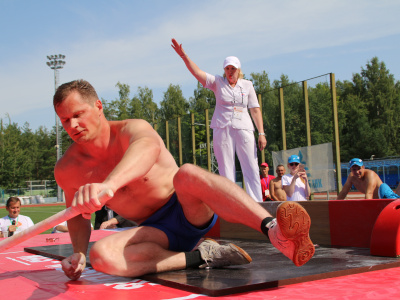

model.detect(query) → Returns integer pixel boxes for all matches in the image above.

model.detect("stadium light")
[46,54,66,202]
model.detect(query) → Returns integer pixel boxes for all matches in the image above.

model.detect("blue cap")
[288,155,301,164]
[349,158,363,168]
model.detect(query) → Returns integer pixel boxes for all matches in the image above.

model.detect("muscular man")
[270,165,287,202]
[337,158,400,200]
[54,80,314,280]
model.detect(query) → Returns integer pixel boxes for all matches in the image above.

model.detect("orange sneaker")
[268,202,315,266]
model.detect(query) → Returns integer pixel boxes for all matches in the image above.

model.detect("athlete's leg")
[174,164,315,267]
[89,226,186,277]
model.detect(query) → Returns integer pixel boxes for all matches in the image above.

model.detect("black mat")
[24,239,400,297]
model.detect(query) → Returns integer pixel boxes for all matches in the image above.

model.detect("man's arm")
[102,120,163,194]
[269,180,279,201]
[364,172,376,199]
[337,177,353,200]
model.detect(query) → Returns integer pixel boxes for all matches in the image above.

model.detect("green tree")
[159,84,189,121]
[102,82,131,121]
[337,57,400,160]
[130,86,159,124]
[189,82,215,112]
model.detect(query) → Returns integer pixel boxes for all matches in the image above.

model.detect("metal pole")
[330,73,342,194]
[46,55,66,202]
[279,88,287,150]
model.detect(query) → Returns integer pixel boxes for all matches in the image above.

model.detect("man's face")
[56,91,102,144]
[350,165,364,178]
[7,202,20,218]
[261,166,269,177]
[276,166,286,177]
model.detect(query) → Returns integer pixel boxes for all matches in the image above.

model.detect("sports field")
[0,204,96,234]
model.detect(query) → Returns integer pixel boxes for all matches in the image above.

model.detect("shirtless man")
[54,80,315,280]
[269,165,287,201]
[337,158,400,200]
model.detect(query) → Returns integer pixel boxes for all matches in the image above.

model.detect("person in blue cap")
[282,155,310,201]
[337,158,400,200]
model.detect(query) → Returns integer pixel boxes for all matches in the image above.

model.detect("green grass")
[0,204,95,234]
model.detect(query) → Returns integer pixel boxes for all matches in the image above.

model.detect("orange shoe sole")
[203,238,252,263]
[276,202,315,266]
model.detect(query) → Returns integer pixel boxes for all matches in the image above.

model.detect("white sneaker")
[268,202,315,266]
[197,238,252,269]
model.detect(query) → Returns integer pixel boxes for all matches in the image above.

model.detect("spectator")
[260,163,275,201]
[94,206,137,230]
[282,155,310,201]
[52,221,93,233]
[269,165,287,202]
[172,39,267,202]
[337,158,400,200]
[99,216,137,229]
[0,197,34,237]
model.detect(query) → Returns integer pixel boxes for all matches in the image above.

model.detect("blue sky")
[1,0,399,130]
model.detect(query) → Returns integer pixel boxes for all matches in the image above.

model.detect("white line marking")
[6,257,31,265]
[163,294,205,300]
[0,250,24,255]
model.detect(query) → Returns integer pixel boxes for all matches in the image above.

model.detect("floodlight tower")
[46,54,66,202]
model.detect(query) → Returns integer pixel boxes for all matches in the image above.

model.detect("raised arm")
[171,38,207,86]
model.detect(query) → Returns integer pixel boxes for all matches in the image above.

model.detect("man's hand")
[100,219,118,229]
[8,225,17,233]
[171,38,186,58]
[61,253,86,281]
[72,183,114,219]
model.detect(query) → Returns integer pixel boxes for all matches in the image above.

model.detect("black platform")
[24,239,400,297]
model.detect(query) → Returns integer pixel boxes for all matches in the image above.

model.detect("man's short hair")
[6,197,21,208]
[53,79,99,109]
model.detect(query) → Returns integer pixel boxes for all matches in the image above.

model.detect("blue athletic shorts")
[139,193,218,252]
[378,183,400,199]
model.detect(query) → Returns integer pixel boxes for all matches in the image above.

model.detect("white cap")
[223,56,241,69]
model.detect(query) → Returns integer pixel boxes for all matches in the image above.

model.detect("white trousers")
[213,126,263,202]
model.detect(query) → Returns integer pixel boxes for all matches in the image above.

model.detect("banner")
[272,143,335,192]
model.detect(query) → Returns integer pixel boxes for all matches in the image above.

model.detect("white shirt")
[205,73,259,130]
[0,214,34,233]
[281,174,307,201]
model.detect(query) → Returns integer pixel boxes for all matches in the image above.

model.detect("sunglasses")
[289,162,299,166]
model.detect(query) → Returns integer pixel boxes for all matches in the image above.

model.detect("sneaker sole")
[229,243,253,263]
[276,202,315,266]
[203,238,252,264]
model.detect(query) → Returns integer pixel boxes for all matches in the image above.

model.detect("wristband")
[259,133,266,136]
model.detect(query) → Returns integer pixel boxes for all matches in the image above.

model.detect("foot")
[197,238,252,269]
[268,202,315,266]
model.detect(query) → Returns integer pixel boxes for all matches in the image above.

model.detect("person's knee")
[174,164,197,187]
[89,240,121,275]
